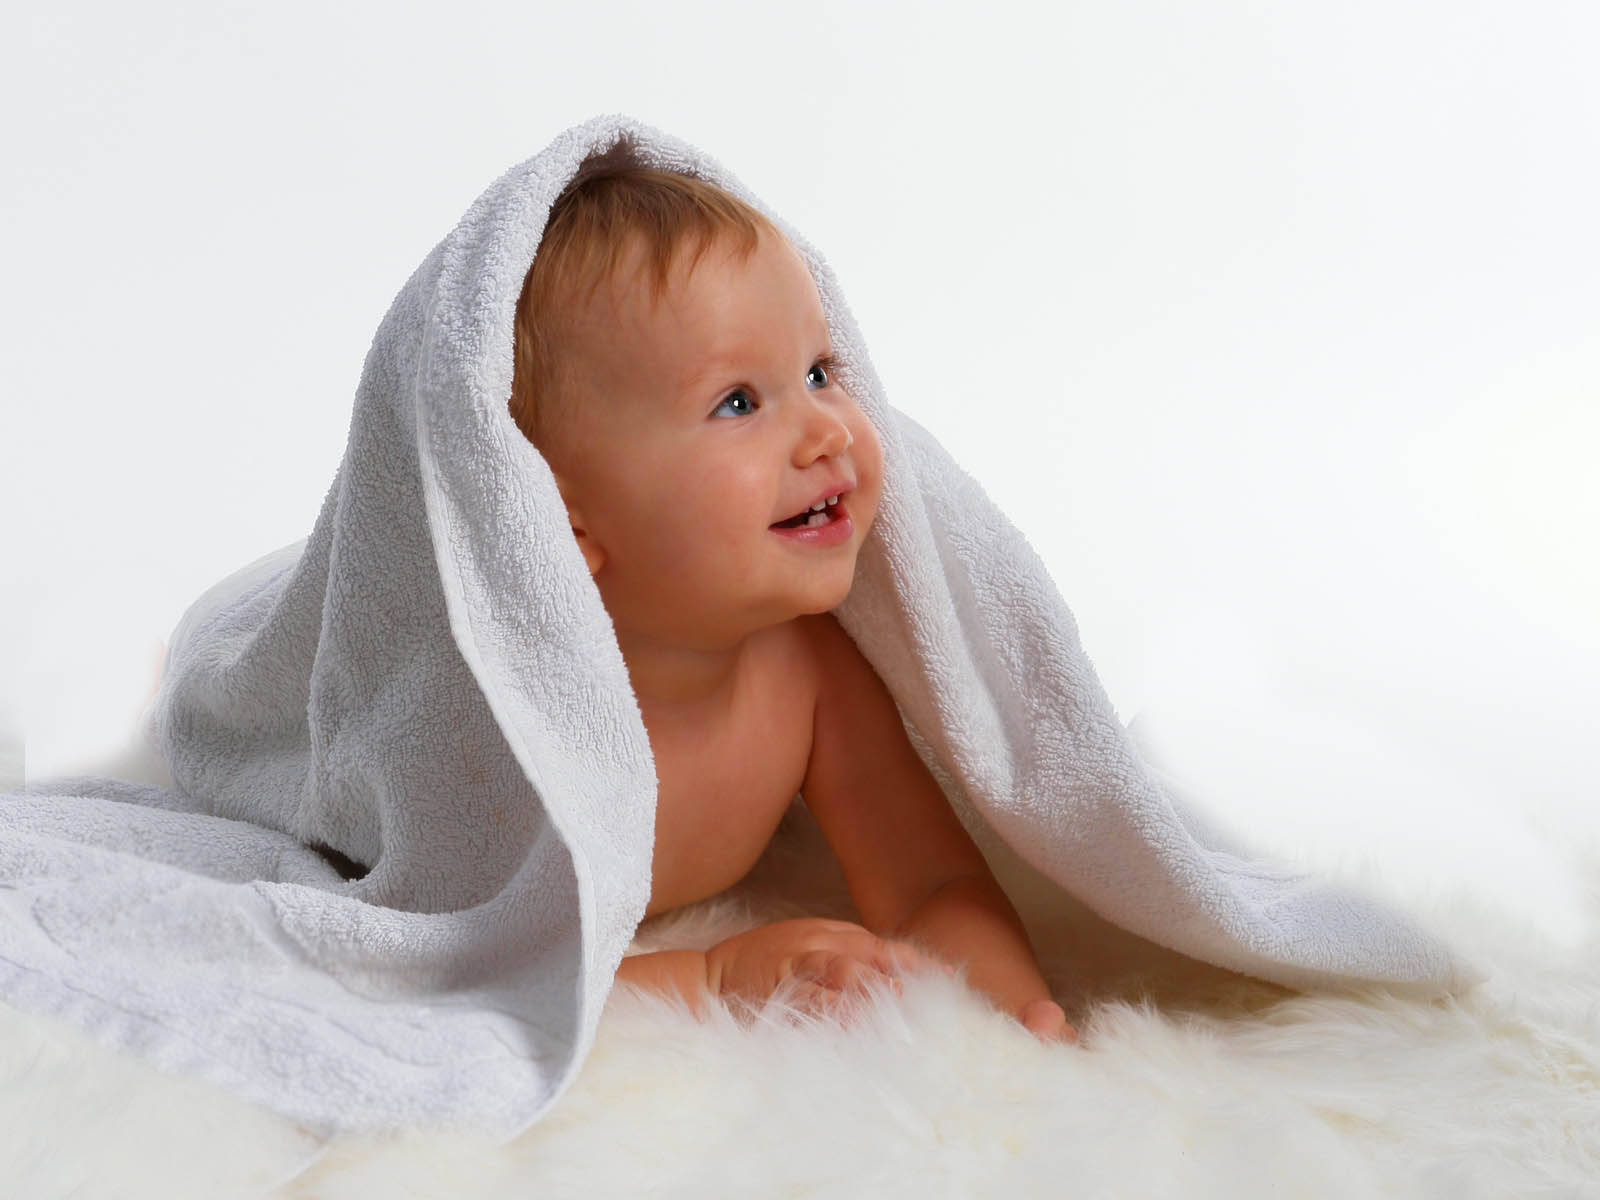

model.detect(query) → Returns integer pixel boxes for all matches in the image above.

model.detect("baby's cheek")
[858,426,886,507]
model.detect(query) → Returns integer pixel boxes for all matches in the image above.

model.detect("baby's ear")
[571,526,605,578]
[551,472,606,578]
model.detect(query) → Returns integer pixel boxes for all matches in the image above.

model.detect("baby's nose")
[800,411,851,460]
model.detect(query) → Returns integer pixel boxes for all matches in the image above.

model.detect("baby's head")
[508,145,883,652]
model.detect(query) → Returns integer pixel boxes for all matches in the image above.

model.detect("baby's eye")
[806,360,831,390]
[711,388,757,419]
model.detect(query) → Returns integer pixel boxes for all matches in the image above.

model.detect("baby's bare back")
[640,617,823,921]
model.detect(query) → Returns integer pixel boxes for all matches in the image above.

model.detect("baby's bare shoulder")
[742,613,861,732]
[771,613,874,713]
[789,611,881,688]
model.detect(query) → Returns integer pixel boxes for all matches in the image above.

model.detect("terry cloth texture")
[0,113,1485,1137]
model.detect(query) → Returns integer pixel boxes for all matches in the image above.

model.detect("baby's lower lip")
[769,501,853,546]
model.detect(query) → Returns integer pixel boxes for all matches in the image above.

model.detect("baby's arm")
[800,615,1076,1044]
[615,948,714,1017]
[888,875,1074,1042]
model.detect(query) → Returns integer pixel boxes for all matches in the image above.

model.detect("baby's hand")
[705,917,950,1025]
[1017,997,1078,1045]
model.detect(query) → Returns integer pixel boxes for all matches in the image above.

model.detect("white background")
[5,3,1597,918]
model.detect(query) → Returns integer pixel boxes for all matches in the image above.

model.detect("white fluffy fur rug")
[5,702,1598,1199]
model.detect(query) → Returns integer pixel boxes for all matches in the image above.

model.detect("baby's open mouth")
[771,494,843,530]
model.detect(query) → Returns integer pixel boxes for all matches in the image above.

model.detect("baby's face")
[547,226,884,647]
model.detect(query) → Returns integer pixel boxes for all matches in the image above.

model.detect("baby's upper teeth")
[808,494,841,512]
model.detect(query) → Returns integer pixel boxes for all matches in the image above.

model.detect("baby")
[508,149,1074,1045]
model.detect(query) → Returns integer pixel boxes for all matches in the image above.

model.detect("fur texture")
[5,729,1596,1198]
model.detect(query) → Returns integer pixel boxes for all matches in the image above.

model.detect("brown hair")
[508,136,781,454]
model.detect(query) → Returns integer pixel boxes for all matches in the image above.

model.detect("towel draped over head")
[0,113,1484,1137]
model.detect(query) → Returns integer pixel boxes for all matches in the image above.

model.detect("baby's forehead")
[573,235,737,336]
[562,224,819,372]
[563,234,696,331]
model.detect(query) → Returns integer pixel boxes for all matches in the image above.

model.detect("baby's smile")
[769,487,854,546]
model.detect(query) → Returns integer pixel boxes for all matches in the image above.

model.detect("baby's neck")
[615,626,761,712]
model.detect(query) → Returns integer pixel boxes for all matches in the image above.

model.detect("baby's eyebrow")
[680,348,769,400]
[679,358,732,393]
[678,335,835,398]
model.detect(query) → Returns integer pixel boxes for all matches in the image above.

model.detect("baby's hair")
[509,133,781,454]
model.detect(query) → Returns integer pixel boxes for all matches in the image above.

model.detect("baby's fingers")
[1019,998,1078,1044]
[780,979,869,1029]
[797,950,899,997]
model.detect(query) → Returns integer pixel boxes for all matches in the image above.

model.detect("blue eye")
[709,358,838,419]
[712,388,756,419]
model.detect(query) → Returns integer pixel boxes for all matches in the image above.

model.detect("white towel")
[0,112,1484,1137]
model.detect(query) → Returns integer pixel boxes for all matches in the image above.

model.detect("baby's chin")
[724,579,855,633]
[783,575,860,622]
